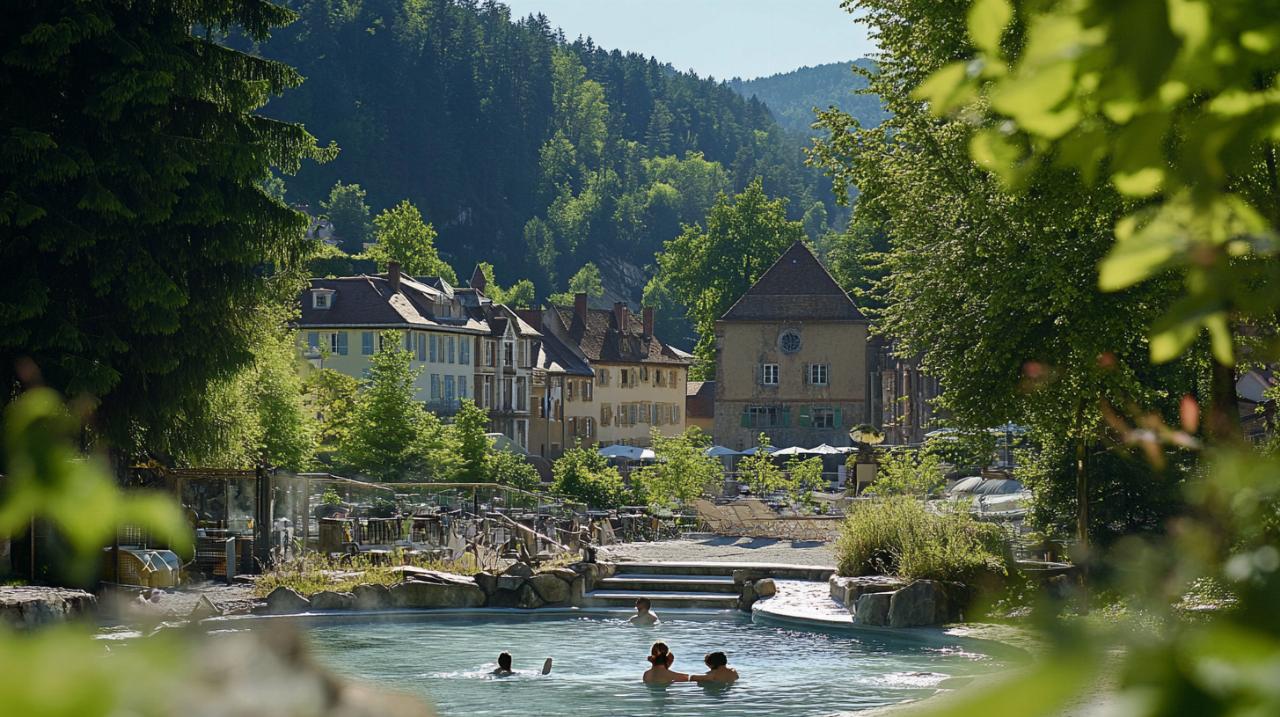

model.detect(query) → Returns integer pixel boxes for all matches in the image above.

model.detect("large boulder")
[496,575,525,592]
[732,568,769,586]
[829,575,908,613]
[352,583,391,610]
[390,581,485,609]
[486,588,522,608]
[888,580,953,628]
[310,591,355,611]
[753,578,777,598]
[548,568,579,583]
[502,562,534,578]
[517,583,545,609]
[473,572,498,595]
[853,591,892,626]
[737,582,757,612]
[529,573,571,605]
[265,586,310,615]
[0,586,97,627]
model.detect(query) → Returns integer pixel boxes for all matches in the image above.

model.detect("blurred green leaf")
[968,0,1013,55]
[913,62,975,115]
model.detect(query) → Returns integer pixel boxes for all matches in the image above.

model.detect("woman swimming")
[642,641,689,684]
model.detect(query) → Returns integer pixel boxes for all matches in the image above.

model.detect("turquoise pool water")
[303,612,1001,716]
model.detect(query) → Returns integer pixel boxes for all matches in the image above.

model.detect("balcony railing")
[423,399,462,416]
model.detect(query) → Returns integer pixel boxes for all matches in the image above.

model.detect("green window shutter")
[336,332,349,355]
[781,407,791,427]
[834,408,843,427]
[741,411,750,428]
[798,405,811,427]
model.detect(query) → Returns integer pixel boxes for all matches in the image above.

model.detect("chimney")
[642,306,654,337]
[524,310,542,332]
[574,292,588,323]
[388,261,401,293]
[613,301,629,331]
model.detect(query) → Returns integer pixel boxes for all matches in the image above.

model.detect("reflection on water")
[304,613,1001,717]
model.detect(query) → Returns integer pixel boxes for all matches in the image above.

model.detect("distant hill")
[730,60,887,135]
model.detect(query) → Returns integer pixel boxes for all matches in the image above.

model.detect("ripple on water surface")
[303,613,1001,717]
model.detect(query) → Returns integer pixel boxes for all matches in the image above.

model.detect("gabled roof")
[550,304,690,366]
[685,380,715,419]
[719,241,866,323]
[295,275,486,332]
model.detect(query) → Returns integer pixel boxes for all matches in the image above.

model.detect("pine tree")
[0,0,331,457]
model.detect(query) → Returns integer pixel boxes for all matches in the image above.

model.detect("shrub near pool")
[835,496,1012,585]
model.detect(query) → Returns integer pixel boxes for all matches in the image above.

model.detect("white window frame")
[810,363,829,386]
[761,363,779,386]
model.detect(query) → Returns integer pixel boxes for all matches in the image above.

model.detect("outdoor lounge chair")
[694,499,747,535]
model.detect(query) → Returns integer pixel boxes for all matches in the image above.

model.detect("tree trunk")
[1207,356,1241,444]
[1075,435,1088,550]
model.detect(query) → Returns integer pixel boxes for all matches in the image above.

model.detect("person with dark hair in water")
[629,596,659,625]
[691,651,739,684]
[642,641,689,684]
[492,652,552,677]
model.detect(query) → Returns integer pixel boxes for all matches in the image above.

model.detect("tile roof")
[550,304,690,366]
[720,241,867,323]
[296,275,486,332]
[685,380,715,419]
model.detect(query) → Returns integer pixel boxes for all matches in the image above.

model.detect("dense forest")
[730,60,887,136]
[247,0,846,302]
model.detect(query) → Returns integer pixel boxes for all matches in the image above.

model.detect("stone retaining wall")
[0,586,97,628]
[261,562,616,614]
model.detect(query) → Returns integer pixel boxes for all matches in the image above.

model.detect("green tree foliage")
[487,449,541,492]
[737,434,788,496]
[251,1,835,304]
[914,0,1280,443]
[635,428,720,508]
[453,399,493,483]
[339,331,450,480]
[303,367,359,464]
[865,448,946,499]
[548,262,604,305]
[816,215,890,311]
[922,430,997,474]
[809,0,1205,545]
[652,179,806,374]
[366,200,456,282]
[0,0,331,457]
[729,59,889,136]
[551,445,629,509]
[322,181,374,254]
[785,456,827,510]
[474,262,538,309]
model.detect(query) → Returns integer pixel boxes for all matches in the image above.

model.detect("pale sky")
[500,0,875,81]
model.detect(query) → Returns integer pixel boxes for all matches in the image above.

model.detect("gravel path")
[599,535,836,566]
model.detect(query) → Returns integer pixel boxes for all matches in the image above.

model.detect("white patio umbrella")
[809,444,844,455]
[598,444,655,461]
[703,445,740,458]
[739,445,778,456]
[772,446,808,456]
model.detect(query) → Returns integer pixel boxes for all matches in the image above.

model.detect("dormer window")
[311,288,335,310]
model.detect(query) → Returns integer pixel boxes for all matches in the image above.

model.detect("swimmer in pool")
[629,596,659,626]
[492,652,553,677]
[642,642,689,684]
[690,651,738,684]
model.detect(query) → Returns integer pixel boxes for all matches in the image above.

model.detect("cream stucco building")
[712,242,870,449]
[536,295,690,447]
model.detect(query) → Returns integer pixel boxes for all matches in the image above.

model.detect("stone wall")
[0,586,97,628]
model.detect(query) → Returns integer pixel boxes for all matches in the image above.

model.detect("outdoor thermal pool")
[301,611,1004,716]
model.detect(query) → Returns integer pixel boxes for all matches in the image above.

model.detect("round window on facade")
[779,329,802,354]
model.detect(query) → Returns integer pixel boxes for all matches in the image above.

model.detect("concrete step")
[584,590,740,610]
[612,561,834,581]
[597,575,738,594]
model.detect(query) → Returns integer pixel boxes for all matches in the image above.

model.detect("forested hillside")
[248,0,842,300]
[730,60,887,135]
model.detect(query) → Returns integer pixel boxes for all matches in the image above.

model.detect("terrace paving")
[598,535,836,567]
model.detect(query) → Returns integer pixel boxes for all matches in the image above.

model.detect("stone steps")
[612,561,834,581]
[584,590,741,610]
[596,575,738,594]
